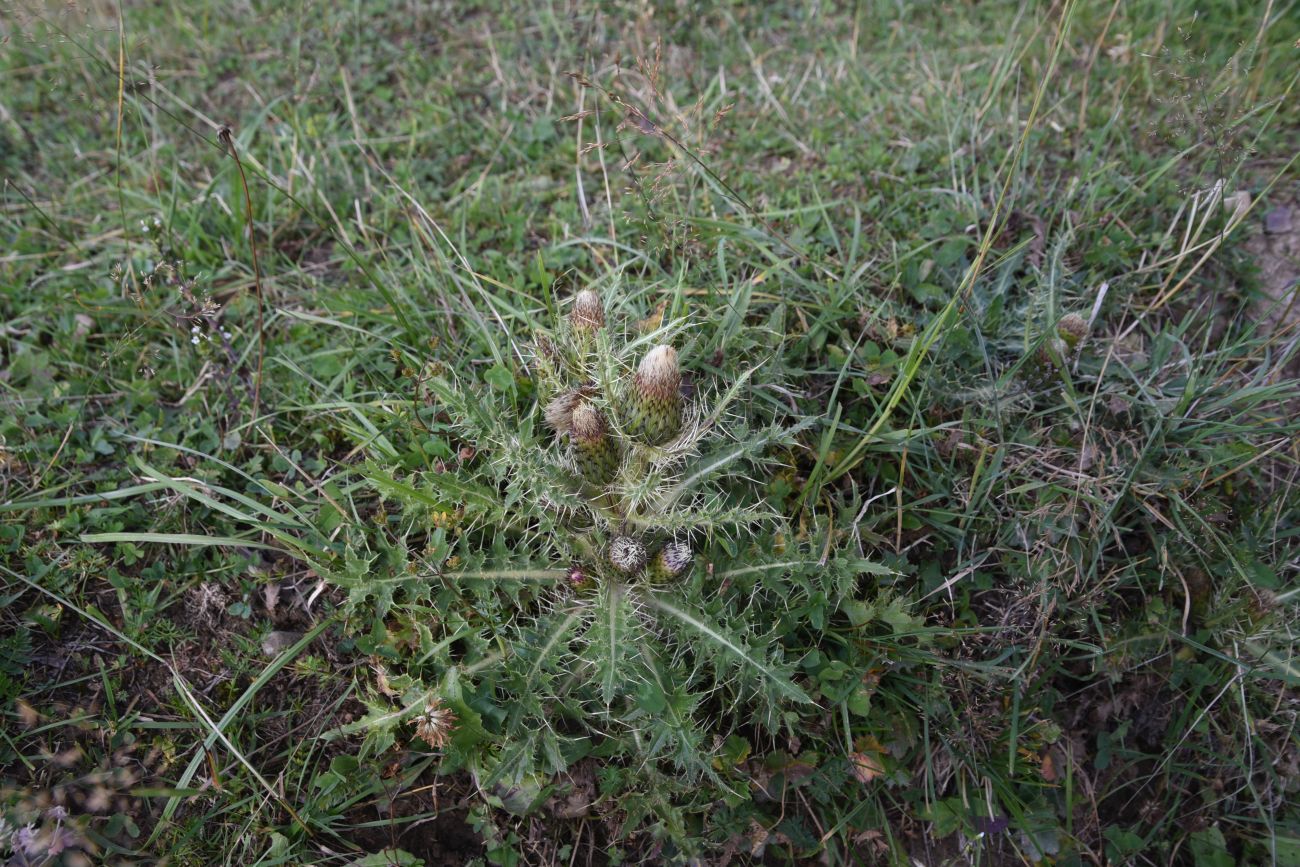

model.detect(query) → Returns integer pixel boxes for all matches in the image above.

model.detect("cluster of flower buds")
[543,290,689,482]
[541,291,695,587]
[608,535,693,582]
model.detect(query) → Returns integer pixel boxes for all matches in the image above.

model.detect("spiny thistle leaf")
[663,417,817,507]
[585,581,641,705]
[366,468,500,520]
[639,594,812,705]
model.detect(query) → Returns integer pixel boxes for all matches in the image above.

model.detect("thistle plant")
[355,284,880,850]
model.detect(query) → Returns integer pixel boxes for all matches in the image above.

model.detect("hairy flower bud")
[567,566,592,590]
[544,389,584,436]
[570,290,605,331]
[608,536,647,574]
[570,401,619,486]
[1056,313,1088,349]
[648,540,692,583]
[626,344,682,445]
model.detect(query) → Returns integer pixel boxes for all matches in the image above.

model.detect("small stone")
[1264,206,1293,235]
[261,630,303,657]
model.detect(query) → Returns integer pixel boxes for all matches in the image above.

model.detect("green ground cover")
[2,1,1298,864]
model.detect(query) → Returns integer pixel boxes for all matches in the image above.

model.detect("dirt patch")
[1244,190,1300,359]
[346,792,485,867]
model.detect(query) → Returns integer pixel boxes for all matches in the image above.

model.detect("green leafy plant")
[348,288,883,850]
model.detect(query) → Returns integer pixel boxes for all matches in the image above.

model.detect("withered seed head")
[411,699,457,749]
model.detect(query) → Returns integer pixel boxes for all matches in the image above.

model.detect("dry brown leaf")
[849,750,885,784]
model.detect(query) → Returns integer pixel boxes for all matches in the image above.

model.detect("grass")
[2,0,1299,865]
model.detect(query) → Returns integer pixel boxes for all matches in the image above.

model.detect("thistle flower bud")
[648,540,692,583]
[570,401,619,486]
[567,566,592,590]
[1056,313,1088,349]
[570,290,605,331]
[626,344,682,445]
[544,389,584,436]
[608,536,647,574]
